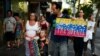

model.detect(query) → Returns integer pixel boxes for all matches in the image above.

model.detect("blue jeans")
[48,40,68,56]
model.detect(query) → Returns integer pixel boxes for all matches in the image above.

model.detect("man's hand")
[71,17,76,20]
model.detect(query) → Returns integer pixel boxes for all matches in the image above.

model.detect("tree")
[75,4,93,19]
[91,0,100,27]
[78,0,81,12]
[81,4,93,19]
[91,0,100,20]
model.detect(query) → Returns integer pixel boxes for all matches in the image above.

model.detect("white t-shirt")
[25,21,40,41]
[4,17,16,32]
[87,21,96,33]
[84,21,96,42]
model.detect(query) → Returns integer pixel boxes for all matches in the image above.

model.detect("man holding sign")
[53,10,87,56]
[48,2,70,56]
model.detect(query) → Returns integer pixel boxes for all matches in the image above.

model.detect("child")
[38,30,48,56]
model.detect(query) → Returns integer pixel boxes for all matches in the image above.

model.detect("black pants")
[84,33,95,53]
[4,31,15,42]
[73,37,84,56]
[84,39,95,53]
[43,44,48,56]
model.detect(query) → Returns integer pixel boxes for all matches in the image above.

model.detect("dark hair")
[51,2,62,10]
[7,10,13,14]
[89,14,93,17]
[29,12,37,21]
[88,14,93,20]
[78,9,84,17]
[39,30,47,38]
[13,13,19,17]
[62,9,69,15]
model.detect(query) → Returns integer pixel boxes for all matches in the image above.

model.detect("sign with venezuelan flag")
[54,18,87,37]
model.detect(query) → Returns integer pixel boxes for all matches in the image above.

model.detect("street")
[0,28,100,56]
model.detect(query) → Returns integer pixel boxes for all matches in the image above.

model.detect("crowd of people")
[3,2,97,56]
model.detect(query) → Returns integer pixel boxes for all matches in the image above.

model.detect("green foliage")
[62,8,72,16]
[91,0,100,9]
[91,0,100,21]
[76,4,93,19]
[81,4,93,19]
[67,8,72,15]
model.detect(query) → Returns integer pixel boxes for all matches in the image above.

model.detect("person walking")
[14,13,23,47]
[48,2,69,56]
[3,10,16,48]
[73,10,85,56]
[24,12,40,56]
[84,14,97,56]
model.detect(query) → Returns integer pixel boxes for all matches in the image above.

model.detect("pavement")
[0,28,100,56]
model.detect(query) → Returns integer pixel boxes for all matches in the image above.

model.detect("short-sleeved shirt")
[87,21,96,33]
[4,17,16,32]
[84,21,96,42]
